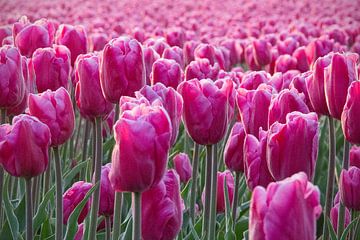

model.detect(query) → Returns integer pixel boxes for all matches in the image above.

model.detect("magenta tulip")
[330,203,351,233]
[289,71,314,111]
[183,40,200,66]
[293,46,310,72]
[224,122,246,172]
[268,70,300,92]
[163,46,185,69]
[274,54,297,73]
[173,153,192,183]
[97,163,115,216]
[213,170,234,213]
[239,71,270,90]
[342,81,360,144]
[194,43,225,70]
[89,33,108,52]
[165,28,185,47]
[0,26,11,46]
[252,39,272,66]
[185,59,219,81]
[350,146,360,168]
[220,39,242,66]
[74,224,84,240]
[143,46,160,85]
[339,166,360,211]
[151,58,183,89]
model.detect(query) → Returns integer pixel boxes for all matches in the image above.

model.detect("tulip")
[244,44,262,71]
[325,53,358,120]
[350,145,360,168]
[306,37,334,66]
[177,78,233,145]
[28,87,75,146]
[63,181,93,224]
[249,172,322,240]
[0,25,11,46]
[252,39,272,66]
[136,83,183,146]
[109,103,172,193]
[268,70,300,92]
[194,43,225,70]
[30,44,71,93]
[268,88,309,126]
[220,38,242,66]
[0,45,25,109]
[185,59,219,81]
[292,46,310,72]
[151,58,183,89]
[224,122,246,172]
[267,112,319,181]
[165,27,185,47]
[339,166,360,211]
[289,71,314,111]
[330,203,351,233]
[142,170,183,240]
[239,71,270,90]
[75,53,113,120]
[0,114,50,178]
[55,24,87,66]
[143,46,160,85]
[100,37,146,103]
[342,81,360,144]
[89,32,108,52]
[173,153,192,183]
[277,37,299,55]
[163,46,185,69]
[216,170,234,213]
[274,54,297,73]
[236,84,273,137]
[145,37,170,56]
[97,163,115,216]
[183,40,200,66]
[244,131,274,190]
[74,224,84,240]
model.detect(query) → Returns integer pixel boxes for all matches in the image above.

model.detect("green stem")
[323,117,336,240]
[112,192,123,240]
[89,117,103,240]
[352,211,359,240]
[25,178,33,240]
[53,146,63,240]
[0,108,6,226]
[132,192,142,240]
[202,145,213,238]
[232,172,241,226]
[74,116,83,153]
[189,143,200,221]
[105,215,111,240]
[43,149,51,197]
[80,120,91,179]
[209,144,218,240]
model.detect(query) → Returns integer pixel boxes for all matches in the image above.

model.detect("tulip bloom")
[100,37,146,103]
[185,59,219,81]
[0,45,25,109]
[267,112,319,181]
[194,43,225,70]
[173,153,192,183]
[330,203,351,233]
[151,58,183,89]
[252,39,272,66]
[249,172,322,240]
[143,46,160,85]
[350,146,360,168]
[325,53,358,119]
[163,46,185,69]
[63,181,93,224]
[224,122,246,172]
[239,71,270,90]
[274,54,297,73]
[183,40,200,66]
[89,33,108,52]
[109,103,172,193]
[28,87,75,146]
[55,24,88,66]
[0,114,51,178]
[289,71,314,111]
[268,70,299,92]
[165,28,185,47]
[339,166,360,211]
[98,163,115,216]
[292,46,310,72]
[142,170,183,240]
[30,45,71,93]
[342,81,360,144]
[177,78,233,145]
[75,53,113,120]
[216,170,234,213]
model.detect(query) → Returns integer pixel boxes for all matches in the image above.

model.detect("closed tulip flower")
[252,39,272,66]
[306,37,334,66]
[268,88,309,126]
[151,58,183,89]
[144,46,160,85]
[145,37,170,56]
[165,27,185,47]
[163,46,185,69]
[100,37,146,103]
[30,44,71,93]
[0,25,11,46]
[220,38,242,66]
[0,45,25,109]
[350,145,360,168]
[274,54,297,73]
[239,71,270,90]
[109,103,172,192]
[292,46,310,72]
[342,81,360,144]
[28,87,75,146]
[177,78,233,145]
[0,114,50,178]
[224,122,246,172]
[268,70,300,92]
[325,53,358,119]
[267,112,319,181]
[249,172,321,240]
[194,43,225,70]
[136,83,183,146]
[97,163,115,216]
[244,44,262,71]
[244,131,274,190]
[63,181,93,224]
[55,24,87,66]
[173,153,192,183]
[142,170,183,240]
[183,40,200,66]
[289,71,314,111]
[339,166,360,211]
[330,203,351,233]
[185,59,219,81]
[89,32,108,52]
[75,53,113,120]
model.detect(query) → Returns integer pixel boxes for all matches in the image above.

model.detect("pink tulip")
[97,163,115,216]
[194,43,225,70]
[89,33,108,52]
[217,170,234,213]
[173,153,192,183]
[274,54,297,73]
[143,46,160,85]
[0,114,50,178]
[350,146,360,168]
[151,58,183,89]
[239,71,270,90]
[342,81,360,144]
[277,37,299,55]
[145,37,170,56]
[220,39,243,66]
[289,71,314,111]
[224,122,246,172]
[0,25,11,46]
[183,40,200,66]
[74,223,84,240]
[163,46,185,69]
[330,203,351,233]
[293,46,310,72]
[249,172,321,240]
[165,27,185,47]
[185,59,219,81]
[252,39,272,66]
[306,37,334,66]
[268,70,299,92]
[339,166,360,211]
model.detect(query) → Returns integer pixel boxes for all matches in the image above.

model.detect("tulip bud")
[173,153,192,183]
[30,44,71,93]
[325,53,358,119]
[0,26,11,46]
[163,46,185,69]
[97,163,115,216]
[277,37,299,55]
[74,223,84,240]
[143,46,160,85]
[289,71,314,111]
[224,122,246,172]
[330,203,351,233]
[252,39,272,66]
[185,59,219,81]
[239,71,270,90]
[220,38,242,66]
[165,27,185,47]
[267,112,319,181]
[0,114,50,178]
[244,44,262,71]
[177,78,233,145]
[145,37,170,56]
[194,43,225,70]
[339,166,360,211]
[274,54,297,73]
[75,53,113,120]
[350,146,360,168]
[28,87,75,146]
[55,24,87,66]
[249,172,321,240]
[306,37,334,66]
[100,37,146,103]
[63,181,93,224]
[109,103,172,192]
[142,170,183,240]
[183,40,200,66]
[293,46,310,72]
[151,58,183,89]
[268,70,299,92]
[89,32,108,52]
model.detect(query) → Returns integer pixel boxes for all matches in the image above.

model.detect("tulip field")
[1,0,360,239]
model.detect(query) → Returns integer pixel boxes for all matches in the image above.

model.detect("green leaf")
[326,217,337,240]
[40,217,53,239]
[64,182,99,240]
[63,160,88,188]
[2,176,20,239]
[33,187,55,234]
[340,217,359,240]
[120,217,132,240]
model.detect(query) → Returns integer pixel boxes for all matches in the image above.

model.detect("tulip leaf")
[340,216,359,240]
[326,217,337,240]
[64,182,99,240]
[63,160,88,188]
[33,187,55,235]
[40,217,53,239]
[2,176,20,240]
[120,217,132,240]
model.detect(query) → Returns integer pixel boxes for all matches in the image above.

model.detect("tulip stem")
[323,117,336,240]
[337,140,350,238]
[0,108,6,226]
[112,192,122,240]
[53,146,63,240]
[105,215,111,240]
[132,192,142,240]
[232,171,241,225]
[209,144,218,240]
[43,149,51,197]
[202,145,213,238]
[189,143,200,221]
[25,178,33,240]
[89,117,103,240]
[115,104,120,122]
[80,120,91,179]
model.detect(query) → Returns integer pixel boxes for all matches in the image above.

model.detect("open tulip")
[173,153,192,183]
[339,166,360,211]
[224,122,246,172]
[249,172,322,240]
[151,58,183,89]
[342,81,360,144]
